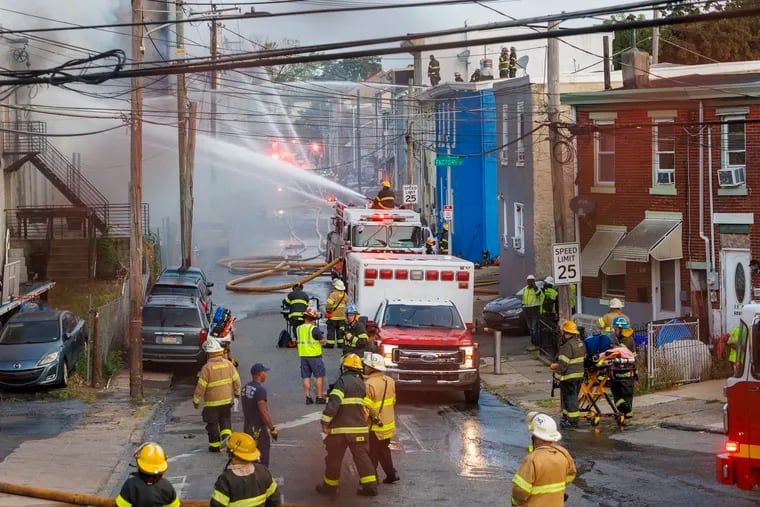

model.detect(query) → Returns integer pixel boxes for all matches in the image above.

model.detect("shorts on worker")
[300,356,326,379]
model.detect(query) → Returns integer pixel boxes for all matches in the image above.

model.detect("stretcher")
[578,352,636,429]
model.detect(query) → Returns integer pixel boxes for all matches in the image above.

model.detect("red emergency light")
[395,269,408,280]
[441,271,454,281]
[724,441,739,453]
[456,271,470,281]
[426,270,439,281]
[379,269,393,279]
[365,269,378,279]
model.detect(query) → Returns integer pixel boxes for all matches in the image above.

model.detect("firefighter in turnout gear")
[439,224,450,254]
[210,432,280,507]
[604,316,637,419]
[372,181,396,210]
[428,54,441,86]
[316,354,378,498]
[597,298,629,333]
[509,47,518,78]
[512,413,576,506]
[283,283,309,327]
[551,321,586,429]
[115,442,180,507]
[499,47,510,78]
[297,308,327,404]
[325,278,347,348]
[194,338,241,452]
[344,304,371,356]
[363,352,400,484]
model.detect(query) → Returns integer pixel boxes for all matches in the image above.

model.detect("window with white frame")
[653,119,675,186]
[516,102,525,166]
[513,202,525,253]
[594,121,615,185]
[719,116,746,187]
[501,104,508,166]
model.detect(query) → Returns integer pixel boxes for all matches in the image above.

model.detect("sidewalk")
[477,332,726,434]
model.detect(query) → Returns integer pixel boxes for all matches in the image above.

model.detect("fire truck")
[326,201,426,269]
[346,252,480,404]
[716,302,760,490]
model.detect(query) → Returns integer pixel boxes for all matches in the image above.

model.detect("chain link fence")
[86,280,129,386]
[646,319,708,386]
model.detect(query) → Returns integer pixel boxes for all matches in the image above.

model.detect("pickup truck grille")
[395,348,463,370]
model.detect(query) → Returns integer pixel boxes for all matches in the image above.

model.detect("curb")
[659,421,725,435]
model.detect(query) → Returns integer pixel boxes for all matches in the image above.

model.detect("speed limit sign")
[402,184,418,205]
[552,242,581,285]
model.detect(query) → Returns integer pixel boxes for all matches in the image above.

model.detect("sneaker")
[306,396,314,405]
[316,397,327,405]
[315,484,337,497]
[357,487,378,497]
[383,473,400,484]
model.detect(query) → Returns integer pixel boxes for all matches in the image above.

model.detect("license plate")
[157,336,182,345]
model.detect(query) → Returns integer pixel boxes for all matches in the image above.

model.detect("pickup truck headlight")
[460,346,474,368]
[382,344,398,367]
[38,350,60,367]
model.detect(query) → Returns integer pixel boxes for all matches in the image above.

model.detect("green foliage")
[262,38,322,82]
[103,351,123,378]
[316,57,383,82]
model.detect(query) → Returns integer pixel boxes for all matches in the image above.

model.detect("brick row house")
[563,63,760,337]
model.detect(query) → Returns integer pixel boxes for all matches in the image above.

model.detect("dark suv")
[149,275,213,318]
[141,295,209,365]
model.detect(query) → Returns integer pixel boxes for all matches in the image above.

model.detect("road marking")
[167,475,189,499]
[276,411,323,430]
[167,449,205,462]
[398,414,431,453]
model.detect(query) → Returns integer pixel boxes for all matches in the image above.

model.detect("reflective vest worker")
[316,354,378,498]
[344,304,371,356]
[194,338,241,452]
[727,326,739,365]
[509,47,518,78]
[551,320,586,429]
[284,283,309,325]
[523,275,543,351]
[512,413,576,506]
[373,181,396,210]
[363,352,400,484]
[296,308,327,405]
[499,47,509,78]
[439,224,450,254]
[428,54,441,86]
[540,276,559,318]
[597,298,629,333]
[211,432,280,507]
[116,442,180,507]
[325,278,347,348]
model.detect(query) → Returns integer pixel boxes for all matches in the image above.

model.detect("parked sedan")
[482,281,545,333]
[0,310,87,388]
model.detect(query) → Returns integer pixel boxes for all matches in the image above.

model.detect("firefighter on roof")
[372,181,396,210]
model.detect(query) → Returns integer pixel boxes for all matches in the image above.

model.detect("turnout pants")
[321,434,378,491]
[202,405,232,450]
[326,319,345,348]
[611,377,635,417]
[560,379,581,424]
[369,433,396,478]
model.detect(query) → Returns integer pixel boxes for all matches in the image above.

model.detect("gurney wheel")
[591,415,601,427]
[616,415,625,428]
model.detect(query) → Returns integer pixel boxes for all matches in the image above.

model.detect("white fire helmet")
[609,298,624,309]
[333,278,346,291]
[362,352,386,371]
[202,338,224,354]
[528,413,562,442]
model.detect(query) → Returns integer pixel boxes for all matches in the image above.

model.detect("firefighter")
[284,282,309,328]
[439,223,450,255]
[211,432,280,507]
[509,46,518,78]
[597,340,637,421]
[316,354,378,498]
[428,54,441,86]
[297,307,327,405]
[242,363,277,468]
[727,325,739,367]
[597,298,628,333]
[611,315,636,352]
[344,304,371,356]
[363,352,400,484]
[522,275,543,352]
[115,442,180,507]
[425,239,435,254]
[325,278,348,348]
[372,180,396,210]
[454,71,464,82]
[499,47,509,78]
[469,68,481,82]
[194,338,241,452]
[512,413,576,506]
[551,320,586,429]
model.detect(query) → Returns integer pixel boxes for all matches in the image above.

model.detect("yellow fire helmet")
[342,353,363,371]
[227,432,261,462]
[562,320,579,335]
[134,442,168,475]
[382,180,391,188]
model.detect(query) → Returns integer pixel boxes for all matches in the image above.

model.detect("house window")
[719,116,746,187]
[513,202,524,253]
[653,119,675,186]
[501,104,508,166]
[516,102,525,166]
[594,121,615,185]
[602,274,625,298]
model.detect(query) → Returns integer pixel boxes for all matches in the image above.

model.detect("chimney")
[621,49,650,88]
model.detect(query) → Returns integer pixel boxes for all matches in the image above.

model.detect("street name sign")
[435,155,464,167]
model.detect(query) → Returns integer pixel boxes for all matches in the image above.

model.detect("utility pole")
[406,78,414,187]
[652,8,660,65]
[355,88,362,194]
[129,0,144,400]
[176,0,190,268]
[209,9,220,183]
[547,20,572,322]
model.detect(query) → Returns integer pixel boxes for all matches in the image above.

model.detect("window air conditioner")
[656,169,675,185]
[718,166,746,187]
[512,236,522,250]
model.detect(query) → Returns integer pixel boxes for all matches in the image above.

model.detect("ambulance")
[716,302,760,490]
[346,252,480,404]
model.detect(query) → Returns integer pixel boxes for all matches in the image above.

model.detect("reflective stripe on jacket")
[194,356,241,407]
[439,235,449,254]
[284,289,309,319]
[557,337,586,382]
[210,464,280,507]
[522,286,542,307]
[321,371,370,435]
[499,55,509,72]
[326,289,347,320]
[540,287,558,315]
[296,323,322,357]
[597,310,628,333]
[428,59,440,77]
[115,474,180,507]
[365,372,396,440]
[375,188,396,209]
[511,444,576,507]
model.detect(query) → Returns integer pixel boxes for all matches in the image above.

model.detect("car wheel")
[464,377,480,405]
[57,360,69,388]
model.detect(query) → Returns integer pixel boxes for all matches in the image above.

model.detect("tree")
[605,14,653,70]
[315,57,383,82]
[260,39,322,82]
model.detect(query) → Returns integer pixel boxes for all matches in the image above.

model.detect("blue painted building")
[419,82,498,263]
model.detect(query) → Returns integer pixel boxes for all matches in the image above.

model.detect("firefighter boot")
[315,484,337,497]
[357,486,379,497]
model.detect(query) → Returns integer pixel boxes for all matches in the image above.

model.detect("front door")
[721,248,751,334]
[652,259,681,320]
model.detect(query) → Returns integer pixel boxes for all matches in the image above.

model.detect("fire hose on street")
[0,481,315,507]
[222,257,341,293]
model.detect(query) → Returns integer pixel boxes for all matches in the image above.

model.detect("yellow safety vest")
[297,323,322,357]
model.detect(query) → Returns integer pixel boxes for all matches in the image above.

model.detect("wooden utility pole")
[186,101,198,254]
[547,20,572,322]
[406,78,414,187]
[177,0,191,268]
[129,0,144,399]
[209,10,220,183]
